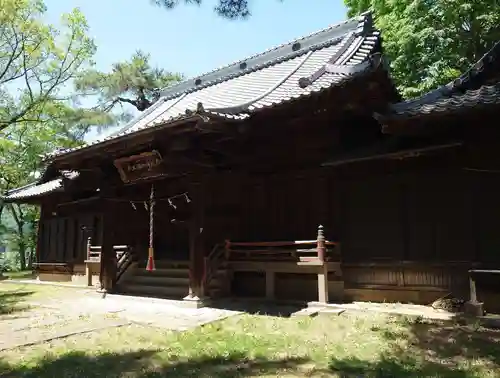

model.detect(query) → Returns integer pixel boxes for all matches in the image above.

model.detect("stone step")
[130,275,190,286]
[133,267,229,278]
[137,260,189,269]
[134,267,189,277]
[131,275,223,288]
[118,259,231,299]
[119,283,189,298]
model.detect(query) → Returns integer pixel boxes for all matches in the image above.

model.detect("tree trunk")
[8,204,27,271]
[18,236,26,271]
[27,247,34,269]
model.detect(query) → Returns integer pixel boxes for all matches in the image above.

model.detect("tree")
[0,119,84,271]
[344,0,500,98]
[152,0,251,20]
[75,51,184,113]
[0,0,115,270]
[0,0,103,132]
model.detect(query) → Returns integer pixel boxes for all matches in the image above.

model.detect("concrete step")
[208,287,223,298]
[137,260,189,269]
[134,267,229,278]
[117,258,231,299]
[134,268,189,277]
[119,283,189,298]
[130,275,190,286]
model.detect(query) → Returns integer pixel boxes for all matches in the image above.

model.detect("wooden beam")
[322,142,464,167]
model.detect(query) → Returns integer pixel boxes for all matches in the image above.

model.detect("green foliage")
[344,0,500,98]
[0,0,108,132]
[0,0,116,270]
[0,121,60,270]
[75,50,184,112]
[152,0,251,20]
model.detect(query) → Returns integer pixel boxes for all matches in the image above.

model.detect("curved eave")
[2,180,64,203]
[2,171,79,203]
[382,40,500,120]
[376,83,500,135]
[43,113,213,163]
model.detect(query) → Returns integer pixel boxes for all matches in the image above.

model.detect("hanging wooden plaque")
[114,150,166,183]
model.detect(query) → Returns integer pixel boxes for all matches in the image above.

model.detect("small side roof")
[46,12,392,160]
[379,40,500,121]
[1,171,79,203]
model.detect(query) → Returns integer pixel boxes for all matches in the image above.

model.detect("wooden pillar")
[317,265,329,304]
[317,225,325,263]
[317,225,328,304]
[35,206,45,266]
[465,270,484,317]
[99,203,116,293]
[186,180,206,301]
[85,237,92,287]
[265,270,275,299]
[469,274,477,303]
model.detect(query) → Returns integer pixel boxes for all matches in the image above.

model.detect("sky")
[43,0,347,139]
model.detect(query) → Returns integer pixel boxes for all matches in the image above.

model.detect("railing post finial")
[86,236,92,260]
[316,225,325,262]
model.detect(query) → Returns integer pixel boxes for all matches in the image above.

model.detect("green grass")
[0,282,87,315]
[2,270,35,279]
[1,283,500,377]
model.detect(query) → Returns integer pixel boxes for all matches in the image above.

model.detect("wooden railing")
[223,226,340,263]
[201,226,340,298]
[225,240,339,262]
[115,245,135,283]
[85,237,135,283]
[86,237,102,262]
[202,243,226,295]
[33,262,73,274]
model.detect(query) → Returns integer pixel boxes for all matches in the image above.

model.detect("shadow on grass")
[143,352,311,377]
[0,291,33,315]
[4,271,35,280]
[0,350,311,378]
[408,320,500,365]
[329,317,500,378]
[210,298,306,317]
[329,354,473,378]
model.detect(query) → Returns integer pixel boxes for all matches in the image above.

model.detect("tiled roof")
[47,12,385,159]
[2,171,79,202]
[387,83,500,117]
[383,40,500,118]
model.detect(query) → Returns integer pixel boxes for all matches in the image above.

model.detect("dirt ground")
[0,282,239,351]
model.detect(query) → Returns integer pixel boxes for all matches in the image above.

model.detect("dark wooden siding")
[38,210,102,263]
[340,162,500,293]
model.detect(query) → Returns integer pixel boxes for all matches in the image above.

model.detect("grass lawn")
[2,270,35,279]
[1,283,500,377]
[0,282,82,315]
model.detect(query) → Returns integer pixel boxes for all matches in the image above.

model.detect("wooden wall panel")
[37,208,103,264]
[56,218,66,261]
[48,218,58,261]
[67,218,77,260]
[473,172,500,264]
[343,263,470,293]
[405,173,436,261]
[341,174,405,262]
[432,172,475,262]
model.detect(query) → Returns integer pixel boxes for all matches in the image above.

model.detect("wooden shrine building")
[3,12,500,311]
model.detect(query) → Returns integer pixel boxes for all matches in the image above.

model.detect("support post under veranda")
[183,180,207,307]
[99,205,116,294]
